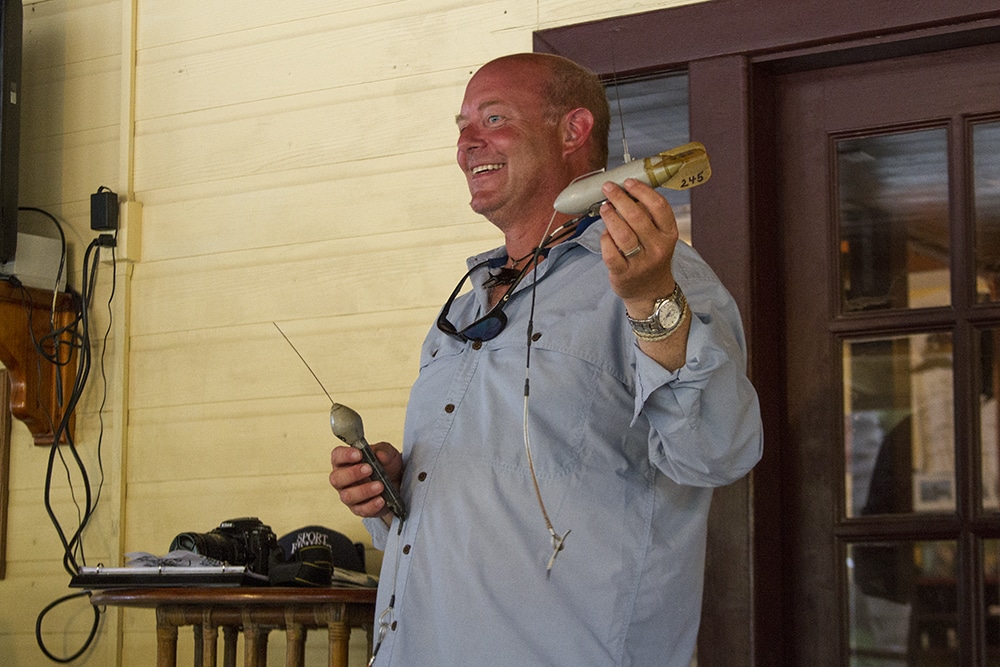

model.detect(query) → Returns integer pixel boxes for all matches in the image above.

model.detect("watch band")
[626,283,688,341]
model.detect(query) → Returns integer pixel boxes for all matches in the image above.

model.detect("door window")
[835,113,1000,664]
[844,333,956,519]
[837,130,951,312]
[974,121,1000,305]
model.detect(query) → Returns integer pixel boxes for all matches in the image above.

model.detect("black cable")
[91,240,115,523]
[12,207,77,435]
[8,259,90,572]
[18,205,67,276]
[43,240,96,576]
[34,591,101,664]
[26,226,117,663]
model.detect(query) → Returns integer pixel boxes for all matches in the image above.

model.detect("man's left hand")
[598,178,690,370]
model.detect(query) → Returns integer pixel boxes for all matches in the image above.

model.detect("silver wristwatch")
[626,283,688,341]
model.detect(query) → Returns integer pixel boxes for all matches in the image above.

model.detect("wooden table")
[90,586,377,667]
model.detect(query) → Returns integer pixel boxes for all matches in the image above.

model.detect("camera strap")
[268,543,333,587]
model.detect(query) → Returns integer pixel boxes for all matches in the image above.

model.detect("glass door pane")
[848,540,959,665]
[845,334,956,517]
[837,129,951,313]
[974,121,1000,303]
[985,539,1000,661]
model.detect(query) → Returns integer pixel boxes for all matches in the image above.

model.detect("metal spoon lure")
[274,323,407,520]
[330,403,407,520]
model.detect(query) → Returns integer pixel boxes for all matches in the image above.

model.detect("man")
[329,53,763,666]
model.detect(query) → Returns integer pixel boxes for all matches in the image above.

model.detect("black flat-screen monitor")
[0,0,21,264]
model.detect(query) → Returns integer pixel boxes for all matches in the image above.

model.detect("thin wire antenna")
[610,31,631,163]
[273,322,334,404]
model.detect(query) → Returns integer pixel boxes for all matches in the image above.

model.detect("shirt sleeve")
[632,250,763,487]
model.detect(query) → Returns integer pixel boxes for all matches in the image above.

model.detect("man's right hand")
[329,442,404,525]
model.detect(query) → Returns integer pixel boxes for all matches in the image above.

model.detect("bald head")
[477,53,610,171]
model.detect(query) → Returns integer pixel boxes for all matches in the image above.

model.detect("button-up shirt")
[363,218,763,666]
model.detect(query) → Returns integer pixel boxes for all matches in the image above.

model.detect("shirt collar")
[466,215,603,269]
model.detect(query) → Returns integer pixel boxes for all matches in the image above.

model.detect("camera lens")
[169,531,246,566]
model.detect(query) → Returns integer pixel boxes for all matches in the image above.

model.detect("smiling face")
[456,58,573,232]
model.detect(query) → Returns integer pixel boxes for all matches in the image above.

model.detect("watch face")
[655,299,683,329]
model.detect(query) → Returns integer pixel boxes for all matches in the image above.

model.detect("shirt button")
[417,471,427,482]
[532,332,542,341]
[472,340,483,350]
[444,404,455,413]
[403,544,412,554]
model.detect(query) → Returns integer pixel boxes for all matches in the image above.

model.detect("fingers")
[600,179,678,257]
[600,181,670,275]
[369,441,404,481]
[599,179,679,305]
[329,444,394,518]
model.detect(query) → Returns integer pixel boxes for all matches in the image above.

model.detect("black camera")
[169,517,282,576]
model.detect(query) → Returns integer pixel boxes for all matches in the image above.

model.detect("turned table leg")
[222,625,239,667]
[200,610,219,666]
[154,608,178,667]
[285,619,306,667]
[328,621,350,667]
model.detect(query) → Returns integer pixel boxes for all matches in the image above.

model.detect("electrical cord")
[15,211,118,662]
[18,207,68,319]
[35,591,101,664]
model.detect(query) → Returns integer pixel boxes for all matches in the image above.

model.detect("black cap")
[277,526,366,573]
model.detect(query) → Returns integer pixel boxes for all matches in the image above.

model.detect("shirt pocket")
[418,328,466,372]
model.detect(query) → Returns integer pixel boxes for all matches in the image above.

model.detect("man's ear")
[561,107,595,157]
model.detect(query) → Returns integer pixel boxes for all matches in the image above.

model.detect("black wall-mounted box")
[90,188,118,231]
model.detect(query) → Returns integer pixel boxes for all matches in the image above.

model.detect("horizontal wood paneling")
[20,56,120,140]
[21,0,121,212]
[136,157,477,259]
[128,315,429,406]
[126,392,410,479]
[23,0,119,69]
[4,630,116,667]
[138,0,502,50]
[129,226,497,332]
[132,69,470,191]
[135,3,532,119]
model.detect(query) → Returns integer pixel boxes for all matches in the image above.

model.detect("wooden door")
[776,42,1000,665]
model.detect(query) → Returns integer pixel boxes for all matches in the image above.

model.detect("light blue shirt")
[363,218,763,666]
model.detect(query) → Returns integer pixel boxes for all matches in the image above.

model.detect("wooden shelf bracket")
[0,281,78,445]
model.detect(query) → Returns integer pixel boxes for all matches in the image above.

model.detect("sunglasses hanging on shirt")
[436,256,534,343]
[435,215,596,343]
